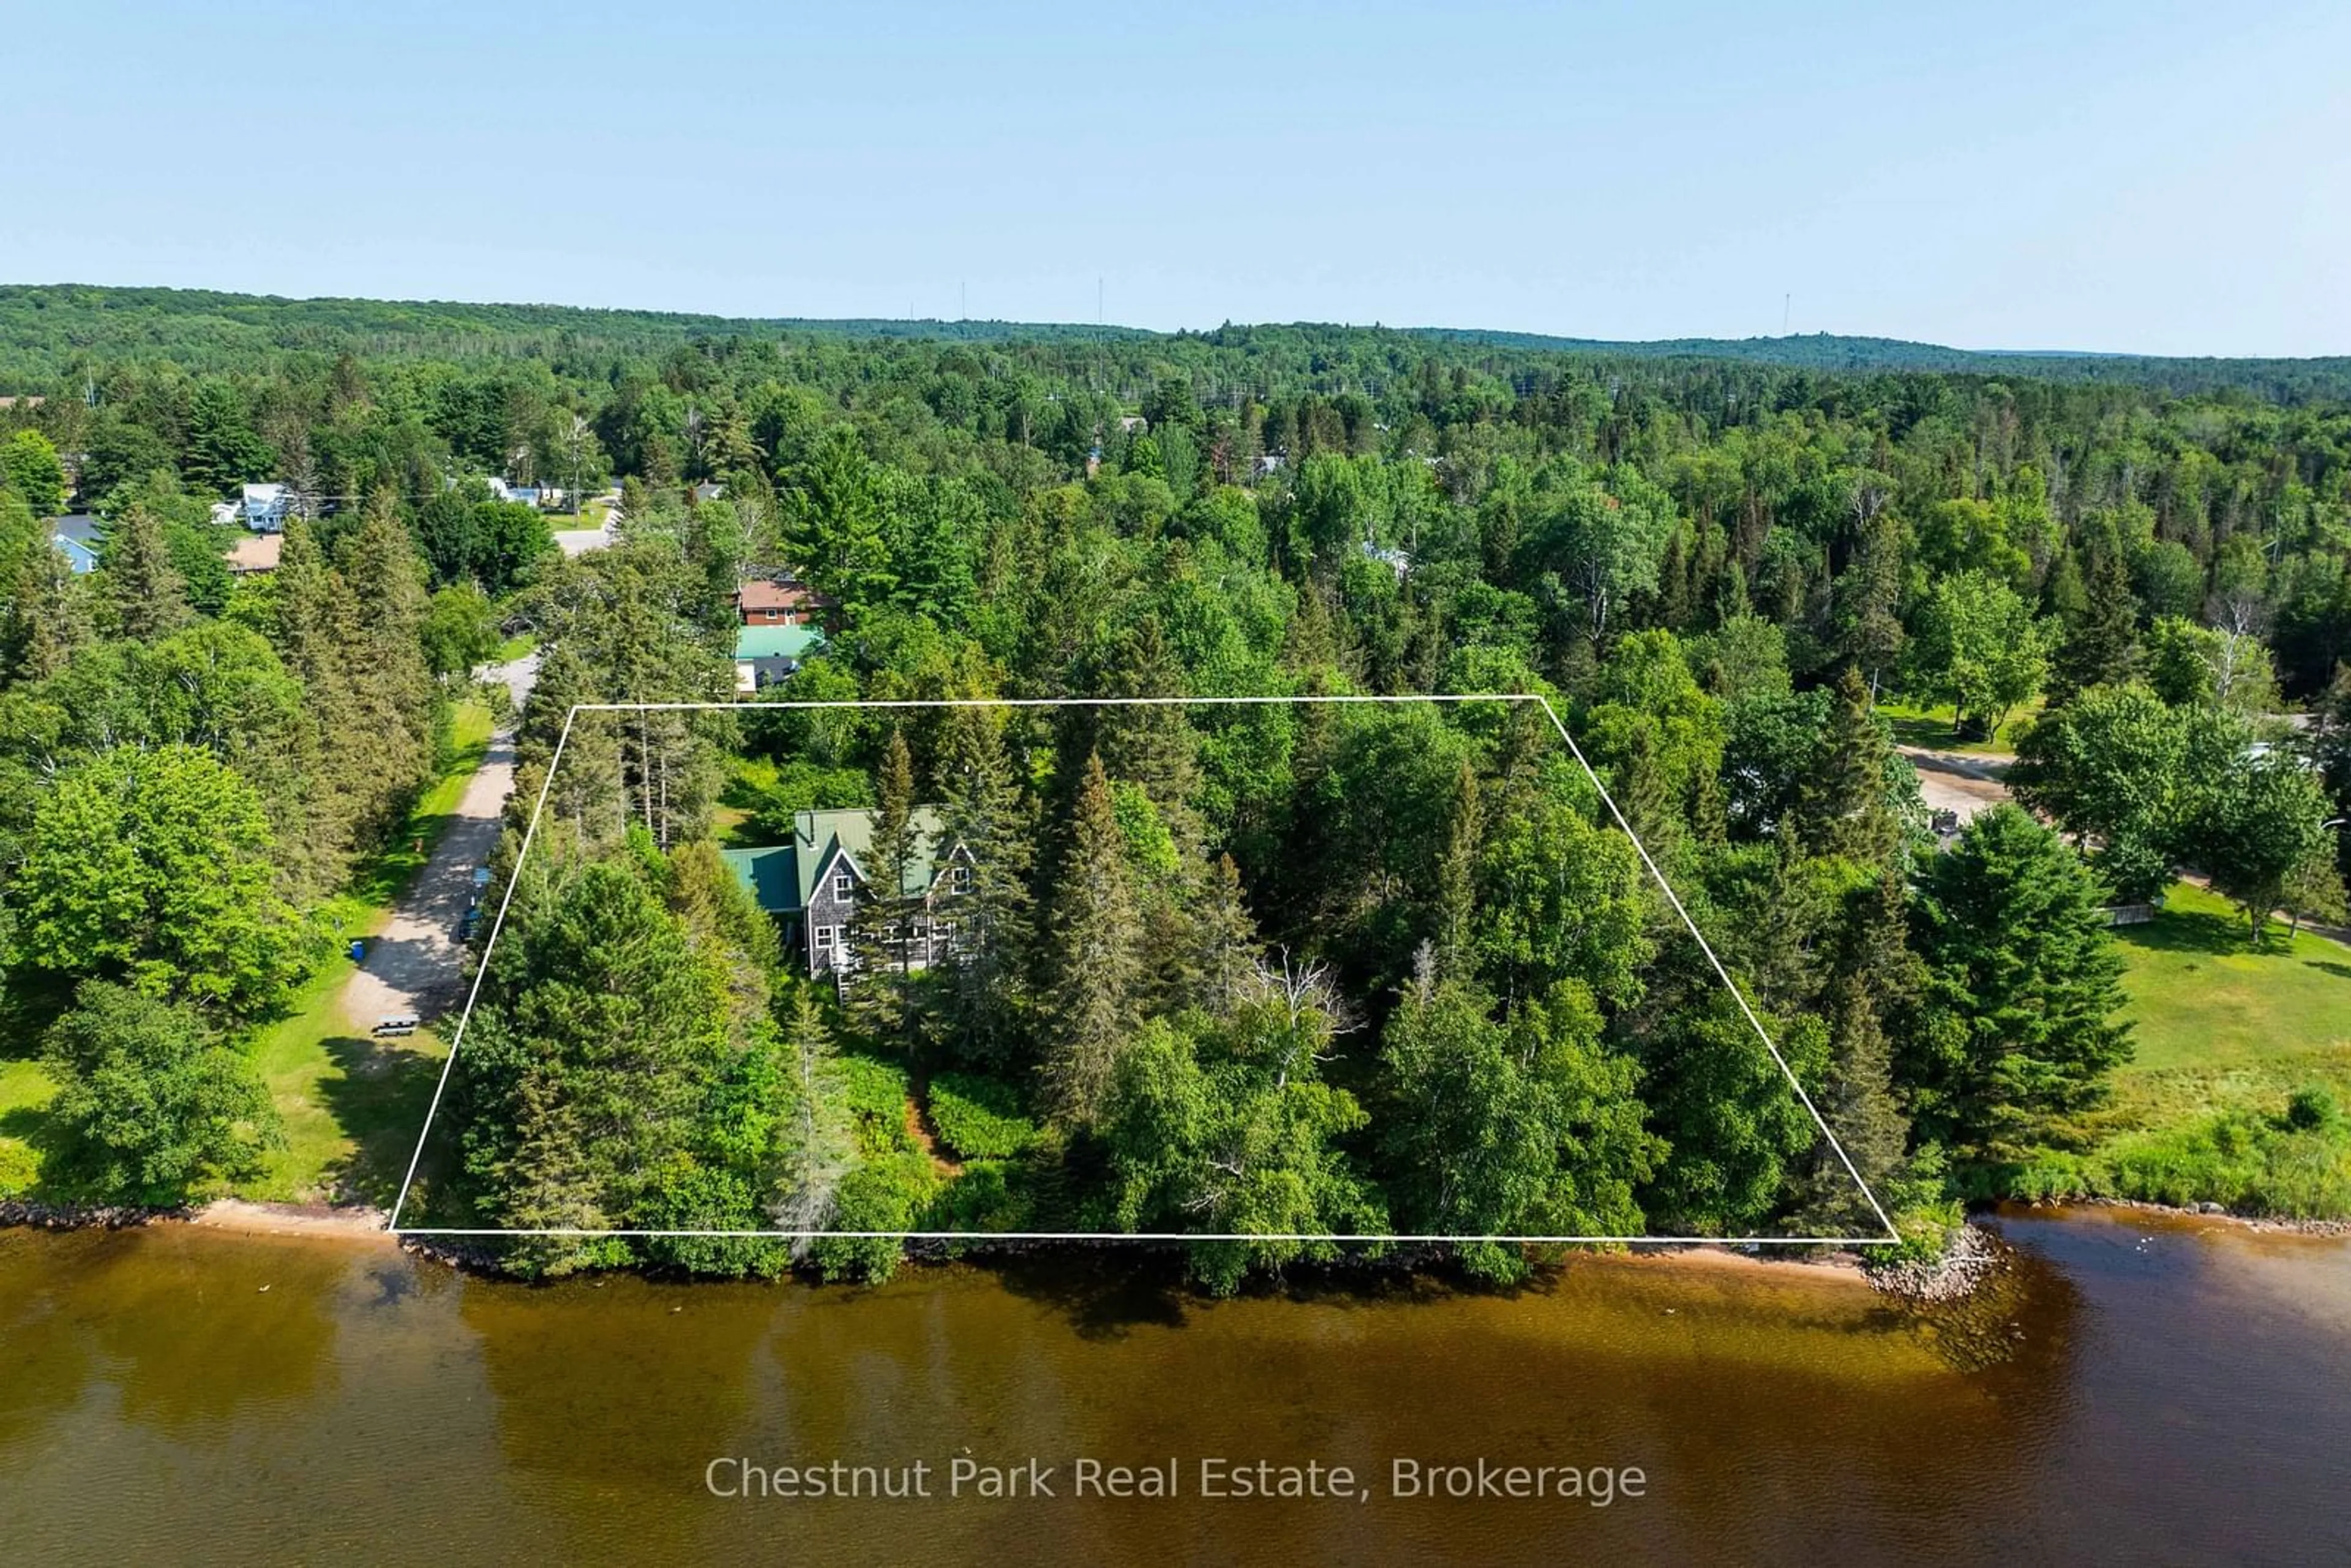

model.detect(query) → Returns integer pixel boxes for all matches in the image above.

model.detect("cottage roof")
[736,579,829,613]
[719,806,953,914]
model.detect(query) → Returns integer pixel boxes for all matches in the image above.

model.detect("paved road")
[337,653,537,1032]
[1898,745,2015,825]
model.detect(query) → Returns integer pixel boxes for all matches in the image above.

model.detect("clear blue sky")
[10,1,2349,355]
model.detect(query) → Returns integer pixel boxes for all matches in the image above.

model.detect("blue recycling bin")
[348,939,366,963]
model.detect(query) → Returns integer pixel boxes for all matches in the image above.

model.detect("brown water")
[2,1210,2345,1566]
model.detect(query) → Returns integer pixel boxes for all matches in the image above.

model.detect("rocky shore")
[0,1197,184,1230]
[1864,1220,2004,1303]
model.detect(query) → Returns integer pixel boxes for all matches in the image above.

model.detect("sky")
[9,1,2350,356]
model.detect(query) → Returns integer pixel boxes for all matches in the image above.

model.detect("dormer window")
[833,869,854,901]
[950,864,972,893]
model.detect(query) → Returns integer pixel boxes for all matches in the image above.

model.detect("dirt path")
[1897,744,2015,824]
[337,654,536,1033]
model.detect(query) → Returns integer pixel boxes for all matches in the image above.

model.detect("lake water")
[2,1209,2346,1566]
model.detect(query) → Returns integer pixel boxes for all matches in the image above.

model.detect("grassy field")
[0,699,492,1207]
[0,1059,55,1197]
[2112,882,2351,1074]
[492,631,538,664]
[2006,881,2351,1216]
[1877,696,2042,754]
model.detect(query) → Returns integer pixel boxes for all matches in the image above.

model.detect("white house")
[239,482,290,533]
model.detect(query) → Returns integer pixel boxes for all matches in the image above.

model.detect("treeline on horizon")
[6,283,2351,405]
[2,290,2349,1287]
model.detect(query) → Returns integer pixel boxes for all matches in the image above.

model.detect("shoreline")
[20,1193,2338,1289]
[0,1195,1916,1294]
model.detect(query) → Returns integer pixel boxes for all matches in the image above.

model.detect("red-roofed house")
[736,577,836,629]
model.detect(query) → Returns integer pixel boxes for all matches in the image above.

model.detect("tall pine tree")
[1041,751,1144,1125]
[931,705,1035,1066]
[97,503,193,642]
[848,728,923,1042]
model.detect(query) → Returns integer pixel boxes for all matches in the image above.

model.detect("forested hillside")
[4,289,2349,1283]
[8,283,2351,403]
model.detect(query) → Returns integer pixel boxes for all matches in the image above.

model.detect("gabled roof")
[793,806,947,906]
[734,623,826,661]
[716,806,953,914]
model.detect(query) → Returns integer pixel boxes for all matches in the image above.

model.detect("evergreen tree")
[97,503,194,642]
[1041,751,1144,1125]
[849,728,923,1043]
[931,706,1035,1064]
[1800,665,1898,865]
[1098,617,1203,853]
[1797,872,1920,1231]
[4,532,92,684]
[770,986,855,1250]
[2052,529,2141,697]
[339,492,438,827]
[1184,852,1261,1015]
[1907,806,2132,1161]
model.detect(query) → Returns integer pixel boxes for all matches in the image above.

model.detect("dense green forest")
[9,282,2351,402]
[3,288,2349,1288]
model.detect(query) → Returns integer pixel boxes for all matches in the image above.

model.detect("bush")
[2285,1086,2341,1133]
[836,1051,920,1157]
[926,1072,1039,1160]
[804,1152,937,1283]
[923,1158,1037,1234]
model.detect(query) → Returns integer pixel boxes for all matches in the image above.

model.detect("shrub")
[927,1072,1039,1160]
[805,1152,937,1283]
[923,1159,1037,1234]
[836,1051,920,1157]
[2284,1086,2340,1133]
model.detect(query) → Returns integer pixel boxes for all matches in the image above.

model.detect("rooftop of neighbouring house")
[227,533,283,574]
[733,623,826,661]
[736,578,833,612]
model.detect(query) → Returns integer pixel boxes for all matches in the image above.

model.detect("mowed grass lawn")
[2113,882,2351,1076]
[1876,696,2041,755]
[2074,880,2351,1212]
[0,699,491,1207]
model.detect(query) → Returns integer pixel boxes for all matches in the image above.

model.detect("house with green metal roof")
[719,806,970,977]
[732,623,827,692]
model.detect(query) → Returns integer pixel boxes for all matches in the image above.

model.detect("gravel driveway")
[338,654,536,1032]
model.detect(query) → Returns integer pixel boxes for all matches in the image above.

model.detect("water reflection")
[1,1215,2345,1566]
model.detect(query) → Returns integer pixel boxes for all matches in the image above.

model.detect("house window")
[950,864,972,893]
[832,871,854,901]
[813,925,838,955]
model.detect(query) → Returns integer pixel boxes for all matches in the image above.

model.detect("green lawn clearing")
[2112,882,2351,1076]
[242,964,448,1206]
[1877,696,2041,754]
[0,1058,57,1198]
[2001,881,2351,1218]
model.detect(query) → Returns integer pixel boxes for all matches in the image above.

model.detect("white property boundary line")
[388,694,1900,1247]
